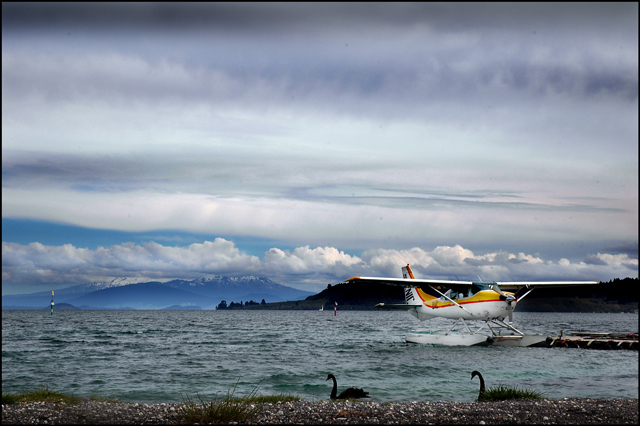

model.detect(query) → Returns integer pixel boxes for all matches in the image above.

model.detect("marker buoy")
[50,290,54,315]
[334,301,337,316]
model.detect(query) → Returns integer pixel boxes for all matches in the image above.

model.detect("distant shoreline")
[3,305,639,313]
[3,277,638,312]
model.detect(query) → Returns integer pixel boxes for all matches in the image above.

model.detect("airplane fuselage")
[409,288,516,321]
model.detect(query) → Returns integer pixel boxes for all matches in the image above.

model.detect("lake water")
[2,310,637,403]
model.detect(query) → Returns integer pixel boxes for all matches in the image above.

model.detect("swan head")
[471,370,481,380]
[326,374,335,381]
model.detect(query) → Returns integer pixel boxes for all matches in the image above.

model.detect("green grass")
[478,384,545,401]
[2,386,83,405]
[3,383,298,425]
[2,386,120,406]
[242,393,300,404]
[179,381,300,424]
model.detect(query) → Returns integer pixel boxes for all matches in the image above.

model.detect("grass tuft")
[180,381,300,424]
[478,384,544,401]
[1,386,83,405]
[2,393,20,405]
[180,383,258,423]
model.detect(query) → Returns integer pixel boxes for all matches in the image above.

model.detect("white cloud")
[263,246,364,286]
[3,183,636,257]
[2,240,636,295]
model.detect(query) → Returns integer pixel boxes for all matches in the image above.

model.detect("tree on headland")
[516,277,638,312]
[216,299,261,309]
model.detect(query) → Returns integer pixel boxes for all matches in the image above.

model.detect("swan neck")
[330,376,338,399]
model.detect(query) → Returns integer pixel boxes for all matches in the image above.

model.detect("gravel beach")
[2,398,638,424]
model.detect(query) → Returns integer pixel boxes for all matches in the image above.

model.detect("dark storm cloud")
[2,3,454,35]
[602,242,639,259]
[583,254,609,266]
[3,3,637,115]
[1,3,277,31]
[2,152,138,189]
[2,45,635,122]
[3,3,636,32]
[2,151,252,194]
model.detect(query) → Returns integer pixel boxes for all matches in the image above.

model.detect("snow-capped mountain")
[2,275,314,309]
[161,275,312,304]
[62,277,172,294]
[185,274,292,289]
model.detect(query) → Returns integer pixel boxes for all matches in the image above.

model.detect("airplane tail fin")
[402,264,415,279]
[401,264,422,304]
[400,263,437,320]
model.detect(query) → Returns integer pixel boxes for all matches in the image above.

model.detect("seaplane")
[344,264,599,347]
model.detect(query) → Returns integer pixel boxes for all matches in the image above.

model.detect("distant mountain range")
[4,277,637,313]
[1,275,313,310]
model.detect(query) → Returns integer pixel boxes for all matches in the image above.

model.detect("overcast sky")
[2,3,638,295]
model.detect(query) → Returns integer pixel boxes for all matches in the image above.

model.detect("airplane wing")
[374,302,422,310]
[345,276,599,291]
[493,281,600,291]
[344,276,473,288]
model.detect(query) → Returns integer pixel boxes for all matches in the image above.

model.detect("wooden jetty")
[546,332,638,350]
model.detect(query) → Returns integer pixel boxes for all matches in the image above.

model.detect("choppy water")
[2,310,637,403]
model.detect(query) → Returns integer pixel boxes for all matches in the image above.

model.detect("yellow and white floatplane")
[344,265,599,347]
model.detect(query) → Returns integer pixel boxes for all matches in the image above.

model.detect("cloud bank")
[3,239,636,294]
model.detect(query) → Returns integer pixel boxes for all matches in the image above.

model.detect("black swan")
[471,370,486,397]
[326,374,370,400]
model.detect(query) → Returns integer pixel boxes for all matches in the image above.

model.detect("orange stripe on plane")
[417,289,504,309]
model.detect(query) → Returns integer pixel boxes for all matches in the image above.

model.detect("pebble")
[2,398,638,424]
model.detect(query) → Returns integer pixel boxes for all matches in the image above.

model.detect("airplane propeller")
[491,284,516,323]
